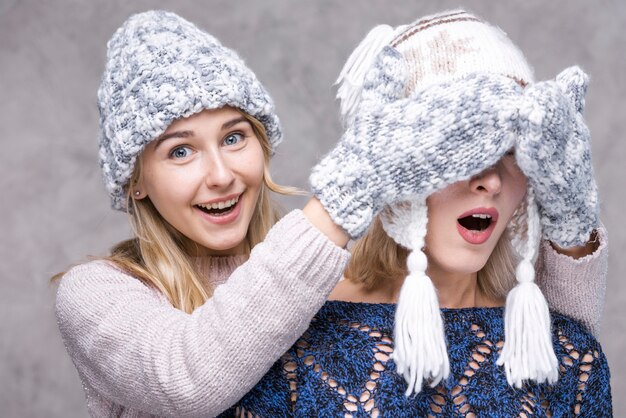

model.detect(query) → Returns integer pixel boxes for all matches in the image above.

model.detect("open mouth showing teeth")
[196,196,240,216]
[457,214,492,231]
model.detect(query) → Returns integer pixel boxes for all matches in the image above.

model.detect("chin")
[205,238,246,253]
[426,250,489,276]
[187,230,247,256]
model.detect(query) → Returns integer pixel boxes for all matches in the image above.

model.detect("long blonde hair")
[345,216,519,302]
[55,112,299,314]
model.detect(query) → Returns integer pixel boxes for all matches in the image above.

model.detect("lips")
[456,207,499,245]
[196,194,240,215]
[194,193,243,225]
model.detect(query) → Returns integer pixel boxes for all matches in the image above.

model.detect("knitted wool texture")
[98,10,282,211]
[310,54,524,239]
[315,9,597,395]
[516,68,599,247]
[227,302,612,417]
[54,215,608,416]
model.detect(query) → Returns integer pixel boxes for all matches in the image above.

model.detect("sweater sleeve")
[535,225,608,337]
[55,210,350,417]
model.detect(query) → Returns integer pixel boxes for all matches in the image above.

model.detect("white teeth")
[198,196,239,210]
[471,214,492,219]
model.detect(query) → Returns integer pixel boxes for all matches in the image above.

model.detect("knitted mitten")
[515,66,599,247]
[310,46,520,238]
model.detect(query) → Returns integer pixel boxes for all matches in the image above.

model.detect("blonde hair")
[345,216,519,301]
[54,112,299,314]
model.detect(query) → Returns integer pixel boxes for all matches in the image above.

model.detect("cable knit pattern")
[98,10,282,210]
[228,302,612,417]
[55,210,350,417]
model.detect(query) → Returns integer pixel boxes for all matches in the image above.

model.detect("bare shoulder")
[329,277,359,301]
[329,277,397,304]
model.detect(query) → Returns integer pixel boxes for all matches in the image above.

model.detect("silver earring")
[134,191,141,197]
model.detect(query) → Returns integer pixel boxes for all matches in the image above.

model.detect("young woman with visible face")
[229,10,611,417]
[53,11,432,417]
[135,107,266,256]
[423,152,526,308]
[54,9,609,418]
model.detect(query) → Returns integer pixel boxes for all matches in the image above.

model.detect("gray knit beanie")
[98,10,282,211]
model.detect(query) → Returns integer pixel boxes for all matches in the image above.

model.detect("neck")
[429,270,479,308]
[181,236,248,257]
[427,264,502,308]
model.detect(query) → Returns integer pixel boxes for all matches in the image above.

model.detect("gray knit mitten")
[310,47,520,238]
[515,66,599,247]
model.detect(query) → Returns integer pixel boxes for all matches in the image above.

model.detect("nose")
[469,164,502,196]
[202,152,235,189]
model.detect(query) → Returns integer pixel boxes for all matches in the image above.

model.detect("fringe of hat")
[337,9,559,395]
[497,188,559,387]
[381,202,450,396]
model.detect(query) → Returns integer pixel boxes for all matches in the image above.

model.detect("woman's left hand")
[515,66,600,248]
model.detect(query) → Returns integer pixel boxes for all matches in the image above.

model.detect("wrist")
[303,197,350,248]
[550,230,599,259]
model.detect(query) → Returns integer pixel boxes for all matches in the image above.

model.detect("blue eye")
[169,146,192,159]
[223,133,244,146]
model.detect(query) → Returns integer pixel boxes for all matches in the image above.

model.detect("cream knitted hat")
[336,9,561,395]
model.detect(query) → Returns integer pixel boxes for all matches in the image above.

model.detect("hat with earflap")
[336,9,587,395]
[98,10,282,211]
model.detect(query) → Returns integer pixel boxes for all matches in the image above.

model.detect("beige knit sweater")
[55,211,607,417]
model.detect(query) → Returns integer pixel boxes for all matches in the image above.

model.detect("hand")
[515,66,599,247]
[310,46,521,238]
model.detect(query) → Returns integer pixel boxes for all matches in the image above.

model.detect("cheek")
[506,159,528,201]
[239,141,265,186]
[507,171,528,216]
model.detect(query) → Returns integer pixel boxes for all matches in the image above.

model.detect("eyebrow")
[154,116,250,148]
[154,130,193,148]
[222,116,249,130]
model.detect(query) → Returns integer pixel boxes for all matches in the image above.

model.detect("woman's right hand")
[310,46,520,238]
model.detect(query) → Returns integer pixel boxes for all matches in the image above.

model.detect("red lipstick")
[456,207,499,245]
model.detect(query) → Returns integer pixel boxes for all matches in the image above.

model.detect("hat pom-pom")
[394,249,450,396]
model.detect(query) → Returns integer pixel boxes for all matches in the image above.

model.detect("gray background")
[1,0,624,416]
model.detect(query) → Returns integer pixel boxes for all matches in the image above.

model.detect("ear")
[130,171,147,200]
[132,189,147,200]
[555,66,589,114]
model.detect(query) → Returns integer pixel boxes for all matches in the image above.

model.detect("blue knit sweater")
[223,301,612,417]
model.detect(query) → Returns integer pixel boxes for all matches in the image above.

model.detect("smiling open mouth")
[457,214,493,231]
[196,195,240,216]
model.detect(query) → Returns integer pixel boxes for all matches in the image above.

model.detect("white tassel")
[394,250,450,396]
[497,189,558,388]
[335,24,398,125]
[382,200,450,395]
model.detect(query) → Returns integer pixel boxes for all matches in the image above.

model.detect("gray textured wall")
[1,1,624,416]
